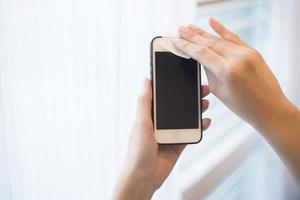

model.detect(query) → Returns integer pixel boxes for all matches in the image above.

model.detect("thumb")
[136,78,152,122]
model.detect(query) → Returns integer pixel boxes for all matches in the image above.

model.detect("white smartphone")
[150,36,202,144]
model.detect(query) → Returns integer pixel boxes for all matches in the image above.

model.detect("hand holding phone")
[113,78,211,199]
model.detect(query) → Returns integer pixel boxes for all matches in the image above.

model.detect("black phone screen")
[155,52,199,130]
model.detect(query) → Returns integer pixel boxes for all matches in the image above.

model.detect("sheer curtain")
[0,0,195,199]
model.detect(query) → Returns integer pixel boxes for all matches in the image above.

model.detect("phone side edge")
[150,36,162,126]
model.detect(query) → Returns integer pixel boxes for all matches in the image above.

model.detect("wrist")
[254,98,299,136]
[113,167,156,200]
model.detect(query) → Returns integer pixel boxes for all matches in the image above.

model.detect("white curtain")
[0,0,195,199]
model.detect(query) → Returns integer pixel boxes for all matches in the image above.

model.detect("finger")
[208,39,247,58]
[136,78,152,122]
[201,99,209,113]
[201,85,210,98]
[179,26,216,47]
[202,118,211,131]
[179,26,244,58]
[173,38,226,76]
[188,24,220,40]
[209,18,249,47]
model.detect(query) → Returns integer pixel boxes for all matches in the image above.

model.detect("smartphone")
[150,36,202,144]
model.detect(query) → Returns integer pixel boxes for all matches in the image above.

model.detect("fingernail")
[173,38,187,48]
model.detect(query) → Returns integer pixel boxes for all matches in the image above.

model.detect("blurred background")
[0,0,300,199]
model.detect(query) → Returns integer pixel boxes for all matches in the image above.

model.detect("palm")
[137,123,185,189]
[153,145,185,188]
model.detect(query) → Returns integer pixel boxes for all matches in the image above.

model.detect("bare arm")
[258,101,300,182]
[173,18,300,184]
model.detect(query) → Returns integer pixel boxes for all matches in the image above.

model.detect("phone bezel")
[151,36,202,144]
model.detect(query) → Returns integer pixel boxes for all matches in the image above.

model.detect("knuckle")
[221,43,261,84]
[223,50,260,83]
[242,50,261,66]
[223,62,243,83]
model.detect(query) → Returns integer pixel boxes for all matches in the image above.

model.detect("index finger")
[173,38,226,76]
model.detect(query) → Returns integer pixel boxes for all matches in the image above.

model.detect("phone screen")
[155,52,199,130]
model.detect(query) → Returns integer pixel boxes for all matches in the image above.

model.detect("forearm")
[255,100,300,184]
[112,168,156,200]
